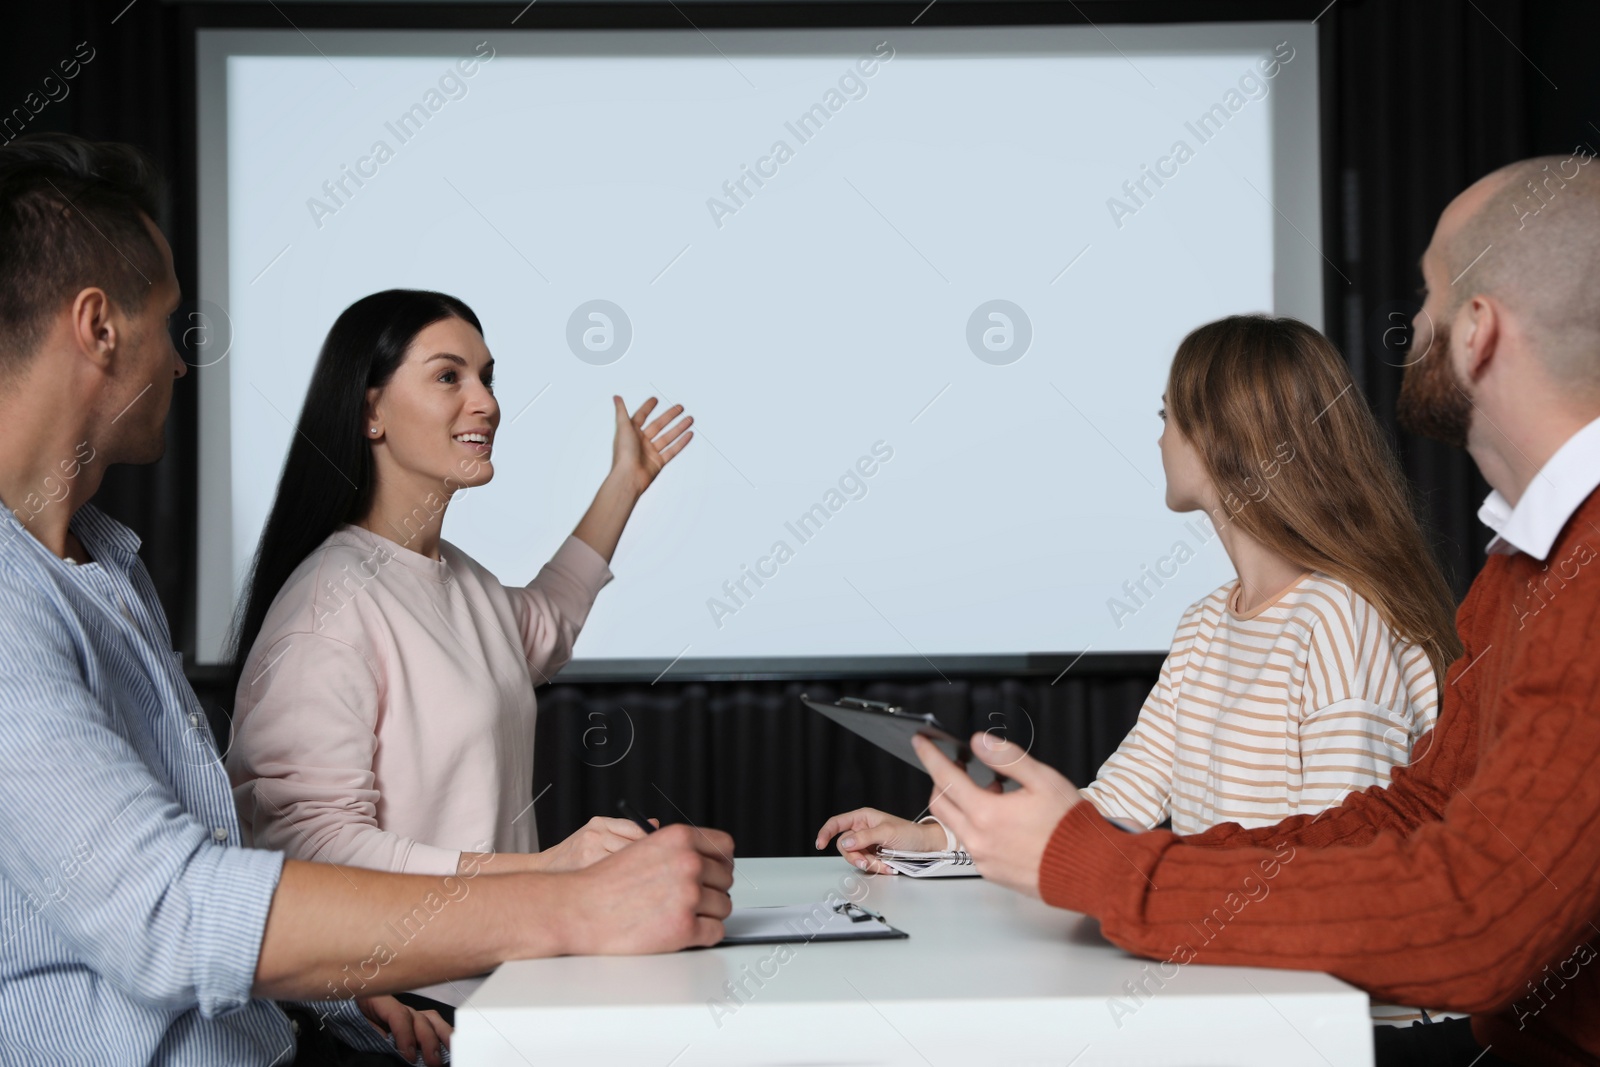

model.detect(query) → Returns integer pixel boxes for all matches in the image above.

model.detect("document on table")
[719,901,908,946]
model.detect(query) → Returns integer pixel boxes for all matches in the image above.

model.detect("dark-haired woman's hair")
[1166,314,1463,680]
[226,289,482,689]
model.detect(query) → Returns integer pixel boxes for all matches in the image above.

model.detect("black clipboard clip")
[836,696,902,713]
[832,900,886,923]
[801,693,1001,789]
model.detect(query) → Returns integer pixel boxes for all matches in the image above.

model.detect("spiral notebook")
[877,847,982,879]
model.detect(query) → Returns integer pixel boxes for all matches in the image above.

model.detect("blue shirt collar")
[0,500,142,573]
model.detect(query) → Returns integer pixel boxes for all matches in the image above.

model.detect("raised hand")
[913,732,1082,898]
[814,807,947,874]
[572,396,696,562]
[611,395,694,496]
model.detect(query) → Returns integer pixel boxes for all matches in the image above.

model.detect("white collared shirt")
[1478,415,1600,561]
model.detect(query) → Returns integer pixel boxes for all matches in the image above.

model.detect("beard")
[1396,319,1472,448]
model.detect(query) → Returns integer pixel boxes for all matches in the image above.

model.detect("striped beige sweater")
[1080,572,1439,836]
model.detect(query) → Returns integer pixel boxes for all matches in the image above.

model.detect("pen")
[616,797,656,834]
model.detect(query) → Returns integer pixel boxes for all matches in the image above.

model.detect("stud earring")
[370,428,378,435]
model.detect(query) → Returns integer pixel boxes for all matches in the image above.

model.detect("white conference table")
[453,856,1373,1066]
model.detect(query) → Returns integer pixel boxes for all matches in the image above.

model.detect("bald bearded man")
[911,152,1600,1067]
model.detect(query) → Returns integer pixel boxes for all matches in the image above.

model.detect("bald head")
[1427,150,1600,393]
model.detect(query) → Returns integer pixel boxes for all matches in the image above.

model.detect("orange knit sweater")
[1040,490,1600,1067]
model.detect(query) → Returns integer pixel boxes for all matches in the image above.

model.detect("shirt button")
[212,827,229,842]
[189,712,203,727]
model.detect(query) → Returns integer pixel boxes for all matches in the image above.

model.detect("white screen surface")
[196,24,1321,672]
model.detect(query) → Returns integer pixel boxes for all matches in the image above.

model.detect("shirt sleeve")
[507,535,613,683]
[1290,607,1439,814]
[1078,611,1193,829]
[0,582,286,1018]
[227,632,461,877]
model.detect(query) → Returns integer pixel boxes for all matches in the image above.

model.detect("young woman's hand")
[533,815,655,873]
[610,395,694,496]
[358,994,451,1067]
[814,807,948,874]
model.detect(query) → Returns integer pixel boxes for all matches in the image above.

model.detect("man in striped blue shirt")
[0,134,735,1066]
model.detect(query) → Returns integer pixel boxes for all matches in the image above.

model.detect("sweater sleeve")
[1289,607,1441,815]
[1037,561,1600,1013]
[226,632,461,876]
[508,535,613,683]
[1080,645,1184,830]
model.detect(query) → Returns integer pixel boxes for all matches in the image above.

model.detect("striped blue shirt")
[0,503,397,1065]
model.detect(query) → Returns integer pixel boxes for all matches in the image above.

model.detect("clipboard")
[719,901,908,946]
[801,694,1001,789]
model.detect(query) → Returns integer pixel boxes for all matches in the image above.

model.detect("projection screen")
[195,21,1322,678]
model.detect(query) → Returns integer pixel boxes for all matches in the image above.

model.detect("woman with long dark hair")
[226,289,692,883]
[820,313,1460,863]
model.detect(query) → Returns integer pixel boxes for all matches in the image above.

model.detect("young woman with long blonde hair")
[820,314,1461,859]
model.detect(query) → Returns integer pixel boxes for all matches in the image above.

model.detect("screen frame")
[184,1,1335,683]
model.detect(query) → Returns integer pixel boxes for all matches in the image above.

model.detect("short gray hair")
[1441,151,1600,394]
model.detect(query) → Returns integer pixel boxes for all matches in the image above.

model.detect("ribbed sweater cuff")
[1038,800,1152,916]
[400,840,465,877]
[554,534,615,593]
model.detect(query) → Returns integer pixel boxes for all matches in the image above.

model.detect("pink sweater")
[226,525,612,875]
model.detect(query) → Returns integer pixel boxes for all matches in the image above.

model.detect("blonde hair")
[1166,315,1463,679]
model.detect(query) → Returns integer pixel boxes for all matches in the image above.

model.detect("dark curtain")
[0,0,197,647]
[1328,0,1529,595]
[528,673,1154,855]
[7,1,1597,855]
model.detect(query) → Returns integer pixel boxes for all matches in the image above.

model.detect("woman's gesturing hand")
[814,807,947,874]
[611,395,693,496]
[572,396,695,561]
